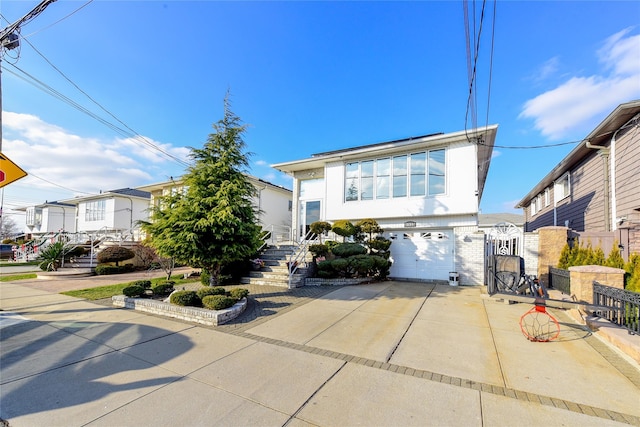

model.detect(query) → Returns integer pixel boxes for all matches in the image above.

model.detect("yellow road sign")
[0,152,28,188]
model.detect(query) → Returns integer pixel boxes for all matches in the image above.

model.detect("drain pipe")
[584,140,610,231]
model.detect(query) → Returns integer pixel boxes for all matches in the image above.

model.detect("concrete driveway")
[1,279,639,426]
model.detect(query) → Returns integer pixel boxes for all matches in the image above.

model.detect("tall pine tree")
[143,95,262,285]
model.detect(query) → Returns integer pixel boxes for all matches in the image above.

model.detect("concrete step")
[240,276,303,287]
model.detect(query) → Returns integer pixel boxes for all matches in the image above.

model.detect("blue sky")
[2,0,639,231]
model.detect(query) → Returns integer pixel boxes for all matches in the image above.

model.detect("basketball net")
[519,300,560,342]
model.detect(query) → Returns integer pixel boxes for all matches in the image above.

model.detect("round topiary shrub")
[123,285,144,297]
[202,295,236,310]
[131,280,152,289]
[97,246,135,265]
[229,288,249,300]
[152,283,174,296]
[196,287,226,299]
[170,290,201,307]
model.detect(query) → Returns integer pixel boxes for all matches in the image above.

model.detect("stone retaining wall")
[112,296,247,326]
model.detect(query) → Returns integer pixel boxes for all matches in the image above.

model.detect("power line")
[20,37,191,168]
[3,62,190,167]
[11,0,93,40]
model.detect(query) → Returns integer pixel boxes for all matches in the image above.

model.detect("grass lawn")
[0,273,38,282]
[61,275,202,300]
[0,261,39,267]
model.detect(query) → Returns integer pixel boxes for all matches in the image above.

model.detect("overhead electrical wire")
[462,0,497,145]
[1,5,190,169]
[3,62,190,168]
[13,0,94,40]
[19,37,190,168]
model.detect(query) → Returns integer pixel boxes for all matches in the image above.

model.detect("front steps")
[240,244,313,288]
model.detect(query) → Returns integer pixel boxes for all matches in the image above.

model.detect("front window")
[531,198,537,216]
[410,152,426,196]
[428,149,446,195]
[85,200,106,221]
[345,163,359,201]
[344,148,446,201]
[392,155,407,198]
[555,173,571,201]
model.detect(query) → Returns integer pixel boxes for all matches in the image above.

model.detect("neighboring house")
[272,125,498,284]
[18,188,151,236]
[516,100,640,257]
[478,212,524,234]
[22,201,76,234]
[137,175,293,242]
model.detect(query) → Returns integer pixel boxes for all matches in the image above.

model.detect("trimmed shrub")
[123,285,144,297]
[97,246,135,265]
[152,283,174,296]
[325,240,339,252]
[202,295,236,310]
[308,244,329,257]
[229,288,249,300]
[197,287,227,299]
[131,280,152,289]
[316,259,336,278]
[332,243,367,257]
[95,264,134,275]
[170,291,201,307]
[332,220,356,241]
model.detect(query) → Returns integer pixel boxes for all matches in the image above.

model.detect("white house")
[272,126,498,284]
[19,188,151,236]
[23,201,77,234]
[72,188,151,235]
[137,175,293,242]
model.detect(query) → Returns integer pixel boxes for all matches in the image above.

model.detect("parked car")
[0,244,16,261]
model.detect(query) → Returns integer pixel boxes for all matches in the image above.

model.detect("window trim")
[554,172,571,202]
[344,148,446,202]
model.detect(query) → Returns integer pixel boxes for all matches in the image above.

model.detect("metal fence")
[549,267,571,295]
[593,282,640,334]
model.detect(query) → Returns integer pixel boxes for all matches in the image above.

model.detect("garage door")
[387,230,454,281]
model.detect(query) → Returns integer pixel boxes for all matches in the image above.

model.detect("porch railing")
[288,230,317,289]
[592,281,640,334]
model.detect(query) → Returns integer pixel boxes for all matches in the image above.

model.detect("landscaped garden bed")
[112,294,247,326]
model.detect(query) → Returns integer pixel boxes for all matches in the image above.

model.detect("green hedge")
[123,285,144,297]
[152,283,174,296]
[202,295,236,310]
[170,291,201,307]
[196,287,227,299]
[229,288,249,300]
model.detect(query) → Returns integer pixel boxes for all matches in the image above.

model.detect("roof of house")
[515,99,640,208]
[136,175,292,194]
[13,200,76,212]
[478,212,524,227]
[272,125,498,201]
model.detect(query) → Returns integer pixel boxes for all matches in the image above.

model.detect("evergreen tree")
[142,95,262,285]
[605,241,625,269]
[557,243,571,269]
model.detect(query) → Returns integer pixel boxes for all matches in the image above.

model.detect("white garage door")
[387,230,454,281]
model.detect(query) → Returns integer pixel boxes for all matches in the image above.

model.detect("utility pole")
[0,0,57,151]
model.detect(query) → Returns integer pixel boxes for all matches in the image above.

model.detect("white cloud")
[2,111,188,198]
[254,159,268,166]
[520,28,640,140]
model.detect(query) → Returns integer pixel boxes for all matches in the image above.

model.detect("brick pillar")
[568,265,625,304]
[537,226,569,287]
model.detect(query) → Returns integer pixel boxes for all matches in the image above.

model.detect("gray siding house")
[515,100,640,257]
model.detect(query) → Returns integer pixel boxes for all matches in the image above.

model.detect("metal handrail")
[287,231,317,289]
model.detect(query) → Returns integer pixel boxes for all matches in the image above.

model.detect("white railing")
[258,224,292,252]
[287,230,318,289]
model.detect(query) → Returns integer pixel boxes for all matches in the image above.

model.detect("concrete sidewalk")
[1,279,639,426]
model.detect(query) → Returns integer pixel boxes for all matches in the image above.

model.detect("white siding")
[323,142,478,221]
